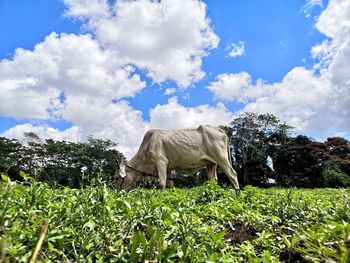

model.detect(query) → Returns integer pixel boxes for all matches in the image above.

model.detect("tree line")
[0,112,349,188]
[0,133,124,188]
[220,112,350,188]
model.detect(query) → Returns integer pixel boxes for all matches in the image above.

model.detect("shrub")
[323,169,350,187]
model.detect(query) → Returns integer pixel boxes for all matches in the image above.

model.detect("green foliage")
[1,179,349,262]
[221,112,293,186]
[0,135,125,188]
[274,136,328,187]
[1,120,349,189]
[324,169,350,187]
[297,221,350,262]
[323,140,350,187]
[222,113,350,188]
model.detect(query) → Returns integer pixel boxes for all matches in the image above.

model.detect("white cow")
[117,125,240,195]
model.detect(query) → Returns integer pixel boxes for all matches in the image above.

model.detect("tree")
[39,137,125,187]
[323,137,350,187]
[81,137,124,185]
[273,135,328,187]
[40,139,83,186]
[221,112,293,186]
[273,136,350,188]
[23,132,41,143]
[20,133,44,179]
[0,137,22,175]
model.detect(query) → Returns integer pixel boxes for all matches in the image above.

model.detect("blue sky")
[0,0,349,157]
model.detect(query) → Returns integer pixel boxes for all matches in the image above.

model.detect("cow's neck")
[128,156,154,175]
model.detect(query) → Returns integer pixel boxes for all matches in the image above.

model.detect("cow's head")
[115,159,137,189]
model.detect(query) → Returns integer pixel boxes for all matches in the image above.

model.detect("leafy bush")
[324,169,350,187]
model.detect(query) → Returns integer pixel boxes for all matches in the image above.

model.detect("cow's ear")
[116,158,125,169]
[119,161,126,178]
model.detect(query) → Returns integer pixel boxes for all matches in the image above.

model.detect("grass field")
[1,177,349,262]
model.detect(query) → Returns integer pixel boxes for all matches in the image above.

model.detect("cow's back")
[130,125,228,172]
[155,125,227,171]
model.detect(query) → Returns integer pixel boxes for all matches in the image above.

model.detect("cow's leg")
[207,163,218,181]
[156,160,168,191]
[217,158,240,196]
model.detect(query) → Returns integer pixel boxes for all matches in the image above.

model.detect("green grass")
[1,177,349,262]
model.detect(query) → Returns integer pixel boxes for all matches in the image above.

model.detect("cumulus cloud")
[207,0,350,138]
[2,123,82,142]
[62,98,149,157]
[207,72,281,104]
[207,72,252,101]
[63,0,219,88]
[0,29,229,157]
[2,100,149,158]
[0,33,146,120]
[63,0,110,18]
[149,97,233,130]
[0,32,149,157]
[226,41,245,58]
[2,97,234,158]
[0,78,60,119]
[243,67,332,131]
[315,0,350,39]
[303,0,350,133]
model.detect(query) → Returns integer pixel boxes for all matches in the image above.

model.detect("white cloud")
[64,0,219,87]
[311,0,350,132]
[149,97,233,130]
[206,67,334,132]
[0,32,146,120]
[207,72,252,101]
[69,100,149,158]
[242,67,332,131]
[315,0,350,39]
[164,87,177,96]
[0,78,60,119]
[63,0,110,18]
[2,124,82,142]
[208,66,346,137]
[208,0,350,138]
[0,32,149,157]
[3,97,234,158]
[2,100,149,158]
[226,41,245,58]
